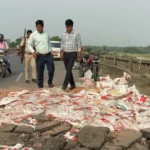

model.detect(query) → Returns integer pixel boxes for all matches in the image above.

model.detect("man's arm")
[76,33,82,52]
[28,34,35,53]
[19,38,25,55]
[60,34,64,52]
[76,33,82,61]
[60,34,64,60]
[5,42,9,49]
[48,35,52,52]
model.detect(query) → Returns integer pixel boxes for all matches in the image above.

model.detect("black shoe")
[48,84,54,88]
[38,86,44,89]
[69,86,76,90]
[26,80,30,84]
[61,86,67,91]
[7,68,12,74]
[32,79,37,83]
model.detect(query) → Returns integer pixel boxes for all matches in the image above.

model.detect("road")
[1,54,150,96]
[0,54,80,89]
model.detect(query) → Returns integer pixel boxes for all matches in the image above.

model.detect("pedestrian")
[28,20,55,88]
[20,30,37,83]
[60,19,82,91]
[0,34,12,74]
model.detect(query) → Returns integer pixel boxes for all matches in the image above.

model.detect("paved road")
[0,54,80,89]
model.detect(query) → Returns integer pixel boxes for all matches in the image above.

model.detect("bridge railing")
[101,55,150,75]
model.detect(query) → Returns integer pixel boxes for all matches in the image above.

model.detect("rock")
[41,137,67,150]
[30,137,47,144]
[113,129,142,149]
[0,124,16,132]
[36,121,61,133]
[42,123,71,137]
[14,125,34,134]
[53,123,71,134]
[101,143,122,150]
[77,126,110,149]
[127,143,149,150]
[0,132,20,146]
[141,128,150,138]
[42,130,56,137]
[71,147,90,150]
[33,143,43,150]
[31,115,50,122]
[30,132,42,139]
[20,134,31,142]
[63,140,80,150]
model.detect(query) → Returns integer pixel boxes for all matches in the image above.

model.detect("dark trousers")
[63,52,77,88]
[36,53,55,88]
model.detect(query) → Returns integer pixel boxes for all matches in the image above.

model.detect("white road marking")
[15,72,23,82]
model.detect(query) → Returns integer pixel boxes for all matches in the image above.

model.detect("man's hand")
[60,51,63,60]
[33,52,38,59]
[77,52,82,62]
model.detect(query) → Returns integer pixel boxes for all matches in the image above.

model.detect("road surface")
[0,54,80,89]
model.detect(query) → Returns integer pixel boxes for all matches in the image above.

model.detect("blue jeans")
[36,53,55,88]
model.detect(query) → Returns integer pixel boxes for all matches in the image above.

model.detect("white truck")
[51,41,61,59]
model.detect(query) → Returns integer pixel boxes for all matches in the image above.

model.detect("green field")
[116,53,150,60]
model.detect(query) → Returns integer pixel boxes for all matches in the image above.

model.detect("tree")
[50,36,61,42]
[16,38,22,45]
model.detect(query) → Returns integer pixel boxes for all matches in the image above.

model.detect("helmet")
[0,34,4,39]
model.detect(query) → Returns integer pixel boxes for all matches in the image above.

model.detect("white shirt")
[28,30,52,54]
[60,30,82,52]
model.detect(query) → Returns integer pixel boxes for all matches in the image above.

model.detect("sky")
[0,0,150,46]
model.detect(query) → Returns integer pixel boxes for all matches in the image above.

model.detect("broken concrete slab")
[14,125,34,134]
[0,132,20,146]
[141,128,150,138]
[63,140,80,150]
[77,126,110,149]
[101,143,122,150]
[36,121,61,133]
[127,143,149,150]
[41,137,67,150]
[71,147,90,150]
[31,115,50,123]
[113,129,142,149]
[0,124,16,132]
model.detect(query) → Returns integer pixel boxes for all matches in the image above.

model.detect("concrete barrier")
[101,55,150,80]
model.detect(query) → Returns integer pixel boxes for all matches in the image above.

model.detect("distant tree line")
[5,36,61,48]
[83,45,150,55]
[5,37,150,55]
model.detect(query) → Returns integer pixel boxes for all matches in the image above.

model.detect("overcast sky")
[0,0,150,46]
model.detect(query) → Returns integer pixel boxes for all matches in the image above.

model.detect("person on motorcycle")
[0,34,12,74]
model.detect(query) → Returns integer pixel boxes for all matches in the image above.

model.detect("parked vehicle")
[0,49,7,77]
[72,60,80,70]
[78,54,100,81]
[51,41,61,59]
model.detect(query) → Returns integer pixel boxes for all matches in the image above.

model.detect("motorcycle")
[78,54,100,81]
[16,45,20,56]
[72,60,80,70]
[0,49,7,77]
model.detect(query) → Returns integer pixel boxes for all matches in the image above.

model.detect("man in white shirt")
[28,20,55,88]
[60,19,82,91]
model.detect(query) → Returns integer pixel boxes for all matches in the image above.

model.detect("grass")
[114,53,150,60]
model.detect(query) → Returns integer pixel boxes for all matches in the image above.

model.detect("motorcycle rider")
[0,34,12,74]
